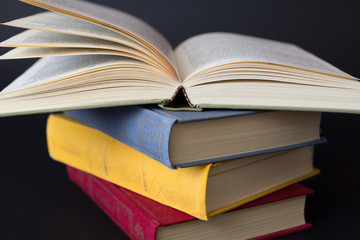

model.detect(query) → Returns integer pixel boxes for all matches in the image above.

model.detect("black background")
[1,0,360,239]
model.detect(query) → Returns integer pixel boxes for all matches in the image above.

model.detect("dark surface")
[1,0,360,239]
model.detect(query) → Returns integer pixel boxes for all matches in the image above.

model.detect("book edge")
[207,168,320,219]
[249,223,312,240]
[176,137,326,168]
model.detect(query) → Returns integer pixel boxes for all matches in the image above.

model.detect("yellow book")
[47,114,319,220]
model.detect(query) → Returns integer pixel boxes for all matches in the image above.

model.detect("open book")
[1,0,360,116]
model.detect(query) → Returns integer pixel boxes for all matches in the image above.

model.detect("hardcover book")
[67,166,313,240]
[47,113,319,220]
[66,106,324,168]
[0,0,360,116]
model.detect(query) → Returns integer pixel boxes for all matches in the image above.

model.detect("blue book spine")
[66,106,177,168]
[66,107,326,169]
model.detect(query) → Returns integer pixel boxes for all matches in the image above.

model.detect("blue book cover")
[65,106,325,169]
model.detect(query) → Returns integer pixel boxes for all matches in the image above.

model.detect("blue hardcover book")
[65,106,325,169]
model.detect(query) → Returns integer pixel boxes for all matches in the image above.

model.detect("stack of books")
[1,1,359,239]
[45,106,324,239]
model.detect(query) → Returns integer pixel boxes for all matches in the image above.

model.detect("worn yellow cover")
[47,113,318,220]
[47,114,211,220]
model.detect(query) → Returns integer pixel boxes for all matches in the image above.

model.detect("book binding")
[67,106,176,169]
[67,166,160,240]
[68,166,313,240]
[66,106,326,169]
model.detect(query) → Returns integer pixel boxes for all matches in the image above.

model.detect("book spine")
[47,114,210,220]
[66,106,177,169]
[67,166,160,240]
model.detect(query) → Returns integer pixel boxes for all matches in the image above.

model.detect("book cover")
[67,166,313,240]
[65,106,325,169]
[47,113,319,220]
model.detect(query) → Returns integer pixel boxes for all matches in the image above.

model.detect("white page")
[0,55,143,93]
[174,32,353,81]
[21,0,175,67]
[1,29,142,54]
[0,47,136,59]
[3,11,144,51]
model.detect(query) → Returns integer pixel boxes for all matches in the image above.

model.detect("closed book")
[47,113,319,220]
[65,106,324,168]
[67,166,313,240]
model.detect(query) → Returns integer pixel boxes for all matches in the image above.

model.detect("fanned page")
[0,0,181,116]
[0,55,177,116]
[174,32,360,113]
[19,0,176,74]
[2,11,142,49]
[0,29,165,71]
[1,11,170,73]
[1,55,169,93]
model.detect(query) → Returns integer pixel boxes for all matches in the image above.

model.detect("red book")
[67,166,313,240]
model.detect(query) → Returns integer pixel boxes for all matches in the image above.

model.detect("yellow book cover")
[47,114,319,220]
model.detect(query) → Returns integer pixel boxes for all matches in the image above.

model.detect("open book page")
[0,55,160,94]
[3,12,146,52]
[0,47,141,60]
[174,32,355,81]
[0,29,142,53]
[0,29,164,68]
[20,0,177,74]
[0,53,177,116]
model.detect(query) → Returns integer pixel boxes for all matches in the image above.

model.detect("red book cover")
[67,166,313,240]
